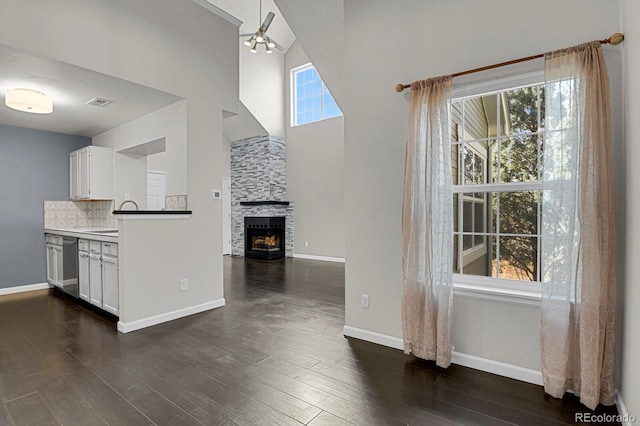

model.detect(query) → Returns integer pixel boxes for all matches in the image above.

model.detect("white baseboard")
[616,390,634,426]
[117,298,225,333]
[343,325,543,386]
[0,282,51,296]
[451,351,543,385]
[293,253,345,263]
[343,325,404,349]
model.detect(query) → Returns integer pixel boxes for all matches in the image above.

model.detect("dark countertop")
[112,210,192,214]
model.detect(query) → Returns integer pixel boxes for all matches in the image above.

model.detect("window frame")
[290,63,342,127]
[450,69,545,304]
[458,142,488,264]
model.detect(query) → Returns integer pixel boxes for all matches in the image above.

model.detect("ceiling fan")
[240,0,282,53]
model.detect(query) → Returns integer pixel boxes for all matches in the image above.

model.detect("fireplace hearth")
[244,216,285,260]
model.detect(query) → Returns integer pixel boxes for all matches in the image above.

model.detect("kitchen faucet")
[118,200,139,210]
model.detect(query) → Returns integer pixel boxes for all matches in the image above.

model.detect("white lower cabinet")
[89,253,102,307]
[102,255,119,316]
[79,239,118,316]
[78,250,90,302]
[45,241,64,288]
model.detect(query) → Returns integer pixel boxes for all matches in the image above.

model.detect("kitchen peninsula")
[44,197,220,334]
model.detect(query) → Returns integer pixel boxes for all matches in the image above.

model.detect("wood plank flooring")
[0,256,620,425]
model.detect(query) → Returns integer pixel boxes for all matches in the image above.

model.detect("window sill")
[453,283,541,308]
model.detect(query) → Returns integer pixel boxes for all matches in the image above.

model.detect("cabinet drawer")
[46,235,63,245]
[78,239,89,251]
[101,242,118,257]
[89,241,102,254]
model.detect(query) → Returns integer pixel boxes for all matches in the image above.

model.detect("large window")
[452,83,544,286]
[291,63,342,126]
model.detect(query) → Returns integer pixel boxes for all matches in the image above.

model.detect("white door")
[53,245,64,288]
[147,171,166,210]
[222,177,232,255]
[89,253,102,307]
[102,255,119,316]
[78,251,90,302]
[70,151,79,199]
[78,148,90,199]
[46,244,56,285]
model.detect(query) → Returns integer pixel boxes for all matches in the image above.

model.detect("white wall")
[621,0,640,417]
[342,0,622,371]
[285,41,345,259]
[0,0,238,324]
[93,101,188,207]
[239,40,285,137]
[275,0,343,108]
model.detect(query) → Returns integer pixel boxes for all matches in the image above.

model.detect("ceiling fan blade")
[239,33,255,37]
[259,11,275,33]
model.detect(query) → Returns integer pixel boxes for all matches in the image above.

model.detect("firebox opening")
[244,216,285,260]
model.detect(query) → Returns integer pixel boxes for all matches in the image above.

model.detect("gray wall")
[0,124,89,289]
[285,40,345,259]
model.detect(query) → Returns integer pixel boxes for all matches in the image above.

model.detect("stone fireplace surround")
[230,135,294,257]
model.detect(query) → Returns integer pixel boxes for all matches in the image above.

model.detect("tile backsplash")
[44,200,117,229]
[165,194,187,211]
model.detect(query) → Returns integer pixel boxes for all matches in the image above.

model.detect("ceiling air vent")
[86,97,112,107]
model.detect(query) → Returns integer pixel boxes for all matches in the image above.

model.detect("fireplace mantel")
[240,201,290,206]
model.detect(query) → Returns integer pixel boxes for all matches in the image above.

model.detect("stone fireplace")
[231,135,294,258]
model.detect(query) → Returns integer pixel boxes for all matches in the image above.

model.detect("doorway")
[147,171,166,210]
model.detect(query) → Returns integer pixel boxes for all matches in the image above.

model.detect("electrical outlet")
[304,241,309,248]
[361,294,370,309]
[180,278,188,291]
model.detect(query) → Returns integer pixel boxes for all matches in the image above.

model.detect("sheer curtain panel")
[402,76,454,368]
[541,41,617,410]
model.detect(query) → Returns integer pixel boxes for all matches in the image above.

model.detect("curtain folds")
[402,75,454,368]
[541,41,617,410]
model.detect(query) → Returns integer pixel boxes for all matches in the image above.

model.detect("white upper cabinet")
[70,146,114,200]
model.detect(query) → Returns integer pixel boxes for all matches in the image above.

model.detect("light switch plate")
[210,189,221,199]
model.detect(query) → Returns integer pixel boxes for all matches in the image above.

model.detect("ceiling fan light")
[267,38,275,48]
[250,42,258,53]
[243,37,253,47]
[5,88,53,114]
[255,31,264,43]
[266,45,273,54]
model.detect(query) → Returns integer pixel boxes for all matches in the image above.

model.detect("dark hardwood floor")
[0,257,620,425]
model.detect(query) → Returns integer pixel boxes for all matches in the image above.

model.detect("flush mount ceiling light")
[242,0,276,54]
[5,88,53,114]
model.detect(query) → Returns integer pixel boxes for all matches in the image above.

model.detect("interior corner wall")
[0,0,238,314]
[222,135,231,179]
[240,41,285,137]
[285,41,345,259]
[342,0,622,371]
[621,0,640,416]
[0,125,89,289]
[92,101,188,208]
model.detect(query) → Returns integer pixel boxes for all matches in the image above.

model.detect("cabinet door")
[89,253,102,307]
[70,151,79,199]
[46,244,56,285]
[53,245,64,288]
[78,148,90,199]
[78,251,90,302]
[101,255,118,316]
